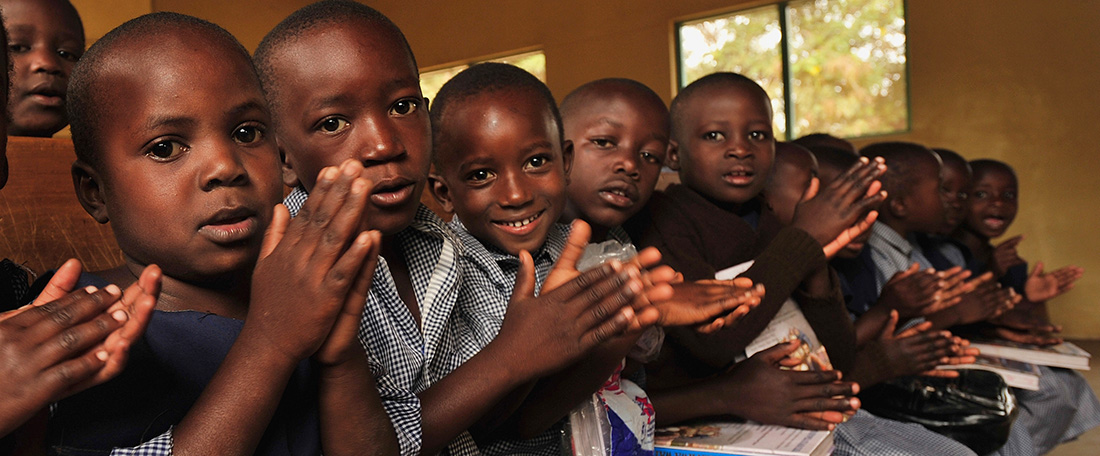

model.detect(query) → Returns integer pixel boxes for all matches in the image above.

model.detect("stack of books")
[655,422,833,456]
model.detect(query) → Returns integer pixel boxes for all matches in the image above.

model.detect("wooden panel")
[0,137,123,275]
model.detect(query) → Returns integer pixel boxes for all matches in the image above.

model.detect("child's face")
[433,88,569,256]
[0,29,10,189]
[2,0,83,137]
[564,93,668,230]
[673,83,774,207]
[269,21,430,235]
[965,168,1017,239]
[764,147,817,226]
[939,160,970,234]
[86,31,281,281]
[905,156,948,234]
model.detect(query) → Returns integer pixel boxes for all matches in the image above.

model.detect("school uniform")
[441,217,569,456]
[285,187,463,456]
[627,185,977,456]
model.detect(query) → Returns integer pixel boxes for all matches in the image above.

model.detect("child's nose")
[28,47,64,75]
[498,171,532,207]
[358,117,407,166]
[613,149,641,178]
[200,145,249,191]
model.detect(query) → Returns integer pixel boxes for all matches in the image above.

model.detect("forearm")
[853,306,891,346]
[649,376,732,426]
[319,354,399,456]
[506,333,640,439]
[795,267,856,373]
[172,330,298,456]
[418,341,528,455]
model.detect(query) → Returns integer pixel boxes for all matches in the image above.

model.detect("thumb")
[1030,261,1045,279]
[260,204,290,260]
[878,310,900,340]
[761,339,801,364]
[800,176,820,202]
[555,219,591,272]
[32,258,84,306]
[511,250,537,301]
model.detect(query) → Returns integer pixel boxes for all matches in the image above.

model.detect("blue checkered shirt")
[286,187,463,456]
[866,222,935,294]
[439,217,570,456]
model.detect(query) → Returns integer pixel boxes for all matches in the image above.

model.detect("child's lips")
[199,213,258,244]
[370,179,415,208]
[722,169,755,186]
[598,181,637,209]
[492,210,544,236]
[983,217,1006,230]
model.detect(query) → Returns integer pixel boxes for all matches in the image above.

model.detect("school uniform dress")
[284,187,463,456]
[440,217,569,456]
[46,275,322,456]
[626,185,977,456]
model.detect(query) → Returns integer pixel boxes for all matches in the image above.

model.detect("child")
[0,0,83,137]
[53,13,397,455]
[916,148,973,270]
[763,142,818,225]
[561,77,764,332]
[254,4,644,455]
[0,10,159,437]
[428,63,665,455]
[949,159,1100,455]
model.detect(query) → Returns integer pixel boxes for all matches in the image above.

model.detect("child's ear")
[888,194,907,219]
[561,139,574,184]
[277,136,301,188]
[428,172,455,213]
[666,140,681,170]
[72,161,109,224]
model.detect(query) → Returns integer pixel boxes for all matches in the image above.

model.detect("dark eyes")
[749,130,771,141]
[318,117,350,134]
[524,155,551,171]
[7,44,29,54]
[467,169,494,183]
[57,48,80,62]
[640,151,661,164]
[6,43,81,62]
[146,140,186,161]
[232,125,264,145]
[702,131,724,141]
[390,98,422,116]
[591,138,615,149]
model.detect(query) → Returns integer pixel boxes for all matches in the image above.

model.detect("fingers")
[31,258,84,306]
[510,250,538,302]
[823,210,878,258]
[311,166,372,268]
[109,264,162,343]
[800,176,820,202]
[877,310,900,340]
[997,235,1024,251]
[23,286,122,343]
[554,219,592,273]
[40,347,113,401]
[343,231,383,316]
[324,230,377,302]
[259,204,290,260]
[34,305,127,366]
[576,267,642,333]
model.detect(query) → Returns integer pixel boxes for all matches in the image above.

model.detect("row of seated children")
[2,2,755,455]
[0,1,1095,456]
[788,137,1099,455]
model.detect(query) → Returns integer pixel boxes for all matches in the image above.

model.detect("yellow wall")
[71,0,1100,338]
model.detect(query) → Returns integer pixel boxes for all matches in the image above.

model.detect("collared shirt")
[285,186,463,455]
[440,217,569,456]
[866,222,935,295]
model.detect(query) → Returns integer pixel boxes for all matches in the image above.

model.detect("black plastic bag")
[859,369,1018,455]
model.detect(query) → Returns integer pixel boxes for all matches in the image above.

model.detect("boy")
[254,4,643,455]
[55,12,398,455]
[0,0,83,137]
[561,77,764,332]
[428,63,663,455]
[763,142,818,225]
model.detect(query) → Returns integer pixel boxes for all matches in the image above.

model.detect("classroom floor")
[1048,339,1100,456]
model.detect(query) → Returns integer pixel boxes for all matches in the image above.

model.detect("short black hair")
[67,12,251,168]
[859,141,939,198]
[560,78,667,122]
[933,148,971,174]
[970,159,1016,183]
[793,133,856,154]
[429,62,562,168]
[809,144,859,175]
[253,0,414,117]
[57,0,84,42]
[670,72,769,145]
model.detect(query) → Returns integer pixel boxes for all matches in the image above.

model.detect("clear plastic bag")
[563,394,613,456]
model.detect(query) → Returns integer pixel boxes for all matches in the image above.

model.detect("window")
[420,50,547,106]
[677,0,908,139]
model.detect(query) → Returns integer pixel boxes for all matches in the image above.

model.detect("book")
[655,421,833,456]
[936,355,1042,390]
[969,340,1091,371]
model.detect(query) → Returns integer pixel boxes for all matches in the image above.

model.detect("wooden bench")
[0,137,123,276]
